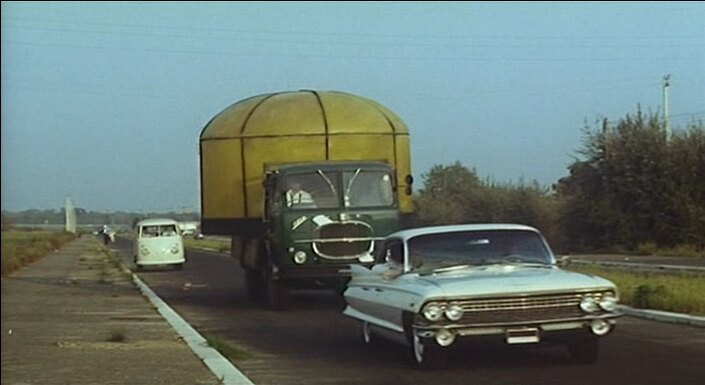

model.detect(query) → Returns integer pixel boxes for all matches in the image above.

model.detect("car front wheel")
[411,331,447,370]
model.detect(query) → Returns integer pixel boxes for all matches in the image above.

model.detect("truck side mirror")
[404,174,413,195]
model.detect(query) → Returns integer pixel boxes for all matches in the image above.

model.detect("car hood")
[408,265,616,299]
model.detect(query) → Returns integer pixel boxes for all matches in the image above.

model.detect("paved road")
[112,238,705,385]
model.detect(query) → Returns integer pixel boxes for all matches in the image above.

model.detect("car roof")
[136,218,178,226]
[388,223,541,241]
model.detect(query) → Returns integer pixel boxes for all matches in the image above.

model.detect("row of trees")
[5,109,702,253]
[554,111,704,251]
[413,110,704,253]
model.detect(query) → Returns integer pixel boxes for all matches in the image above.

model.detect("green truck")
[199,90,413,309]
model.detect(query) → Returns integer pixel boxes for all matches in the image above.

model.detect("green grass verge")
[568,265,705,316]
[203,333,252,361]
[1,230,76,276]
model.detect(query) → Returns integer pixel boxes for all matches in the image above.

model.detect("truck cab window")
[284,171,338,209]
[344,170,394,208]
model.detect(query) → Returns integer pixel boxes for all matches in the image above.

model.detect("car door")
[344,239,408,332]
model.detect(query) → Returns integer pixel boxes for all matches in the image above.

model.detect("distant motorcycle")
[99,227,114,245]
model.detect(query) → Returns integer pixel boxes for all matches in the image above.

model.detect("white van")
[133,218,185,270]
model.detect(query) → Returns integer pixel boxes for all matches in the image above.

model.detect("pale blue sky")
[2,1,704,212]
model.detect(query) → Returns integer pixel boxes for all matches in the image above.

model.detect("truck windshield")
[343,169,394,208]
[285,171,338,209]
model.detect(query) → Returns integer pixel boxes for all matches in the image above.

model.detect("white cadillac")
[343,224,621,369]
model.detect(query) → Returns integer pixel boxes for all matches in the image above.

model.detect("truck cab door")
[263,172,279,225]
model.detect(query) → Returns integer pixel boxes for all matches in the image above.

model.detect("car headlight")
[580,295,600,313]
[598,293,618,312]
[445,302,464,321]
[422,302,444,322]
[171,246,180,254]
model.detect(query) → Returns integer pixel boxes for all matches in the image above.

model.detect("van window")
[141,224,178,238]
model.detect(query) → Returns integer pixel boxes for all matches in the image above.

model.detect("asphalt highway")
[113,238,705,385]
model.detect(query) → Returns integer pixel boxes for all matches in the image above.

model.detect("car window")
[408,230,551,271]
[383,240,404,265]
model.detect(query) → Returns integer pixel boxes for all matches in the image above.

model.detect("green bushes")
[555,112,705,252]
[568,265,705,315]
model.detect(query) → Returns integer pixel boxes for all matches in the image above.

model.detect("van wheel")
[133,256,142,272]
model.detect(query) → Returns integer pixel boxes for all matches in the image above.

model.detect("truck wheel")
[265,267,289,310]
[244,268,263,301]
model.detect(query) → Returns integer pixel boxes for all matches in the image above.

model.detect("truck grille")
[313,222,373,259]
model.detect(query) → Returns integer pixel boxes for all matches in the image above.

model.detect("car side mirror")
[557,255,571,267]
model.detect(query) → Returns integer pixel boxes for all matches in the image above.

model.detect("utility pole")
[663,74,670,140]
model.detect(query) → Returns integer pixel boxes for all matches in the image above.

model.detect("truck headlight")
[422,302,444,322]
[445,302,464,321]
[293,251,307,264]
[580,295,600,313]
[598,293,618,312]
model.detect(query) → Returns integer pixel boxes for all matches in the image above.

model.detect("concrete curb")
[619,305,705,328]
[132,274,255,385]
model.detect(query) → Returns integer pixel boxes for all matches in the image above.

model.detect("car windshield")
[408,230,553,273]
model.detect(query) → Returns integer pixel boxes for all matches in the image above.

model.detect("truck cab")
[242,161,404,308]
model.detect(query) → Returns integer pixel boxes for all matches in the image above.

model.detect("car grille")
[436,292,611,325]
[313,221,373,259]
[456,293,584,324]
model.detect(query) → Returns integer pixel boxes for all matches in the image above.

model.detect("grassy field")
[182,238,230,253]
[1,230,76,276]
[568,265,705,316]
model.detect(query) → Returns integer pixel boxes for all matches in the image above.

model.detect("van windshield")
[141,224,178,238]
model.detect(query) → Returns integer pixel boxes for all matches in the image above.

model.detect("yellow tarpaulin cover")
[200,90,412,220]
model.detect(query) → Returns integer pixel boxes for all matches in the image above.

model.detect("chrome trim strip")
[294,237,385,243]
[414,313,621,330]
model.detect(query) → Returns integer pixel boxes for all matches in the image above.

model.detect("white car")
[343,224,621,369]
